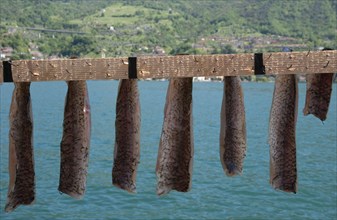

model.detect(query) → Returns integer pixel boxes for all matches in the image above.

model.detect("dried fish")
[5,82,35,212]
[220,76,246,176]
[59,81,91,199]
[112,79,141,193]
[303,73,334,121]
[269,75,298,193]
[156,78,193,196]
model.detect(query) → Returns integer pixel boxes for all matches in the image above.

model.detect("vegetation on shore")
[0,0,336,60]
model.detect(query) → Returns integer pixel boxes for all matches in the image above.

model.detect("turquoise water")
[0,81,336,220]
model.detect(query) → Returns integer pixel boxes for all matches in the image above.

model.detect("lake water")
[0,81,336,219]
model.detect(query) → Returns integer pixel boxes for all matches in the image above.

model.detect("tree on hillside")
[60,36,97,57]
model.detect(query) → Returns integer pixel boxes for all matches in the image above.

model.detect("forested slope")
[0,0,335,59]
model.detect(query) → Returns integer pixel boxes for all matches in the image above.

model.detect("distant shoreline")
[141,75,337,83]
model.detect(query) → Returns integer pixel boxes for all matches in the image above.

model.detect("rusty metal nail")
[324,61,330,68]
[287,64,295,71]
[266,54,272,61]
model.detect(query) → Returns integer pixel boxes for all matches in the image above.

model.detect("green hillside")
[0,0,336,59]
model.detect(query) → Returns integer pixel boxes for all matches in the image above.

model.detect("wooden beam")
[2,50,336,82]
[264,50,336,75]
[9,57,129,82]
[137,54,255,78]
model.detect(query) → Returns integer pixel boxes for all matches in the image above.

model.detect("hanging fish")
[59,81,91,199]
[112,79,141,193]
[220,76,246,176]
[5,82,35,212]
[303,73,334,121]
[156,78,193,196]
[269,74,298,193]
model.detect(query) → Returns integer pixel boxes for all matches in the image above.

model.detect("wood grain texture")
[264,50,336,75]
[10,58,129,82]
[5,82,35,212]
[220,76,246,176]
[112,79,141,193]
[269,75,298,193]
[303,73,335,121]
[137,54,255,78]
[156,78,193,196]
[5,50,335,82]
[59,81,91,199]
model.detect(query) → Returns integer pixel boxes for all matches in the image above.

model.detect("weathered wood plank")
[264,50,336,75]
[10,57,129,82]
[2,50,337,82]
[137,54,255,78]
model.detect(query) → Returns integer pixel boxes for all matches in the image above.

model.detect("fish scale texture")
[220,76,246,176]
[6,82,35,212]
[59,81,91,199]
[112,79,141,193]
[269,75,298,193]
[156,78,193,196]
[303,73,334,121]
